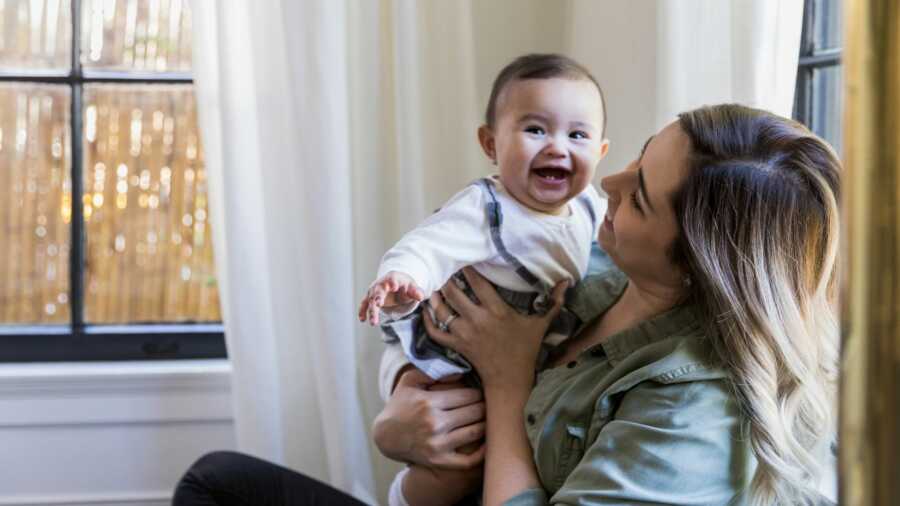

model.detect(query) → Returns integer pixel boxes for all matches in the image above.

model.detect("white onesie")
[376,175,605,380]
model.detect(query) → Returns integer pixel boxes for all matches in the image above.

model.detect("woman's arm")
[425,267,568,506]
[401,462,484,506]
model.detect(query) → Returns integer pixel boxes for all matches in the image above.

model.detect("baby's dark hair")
[484,53,607,138]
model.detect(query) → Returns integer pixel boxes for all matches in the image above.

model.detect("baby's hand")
[358,271,425,325]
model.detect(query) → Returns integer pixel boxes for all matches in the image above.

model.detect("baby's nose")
[542,138,567,156]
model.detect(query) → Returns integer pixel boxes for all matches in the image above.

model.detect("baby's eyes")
[523,126,590,139]
[570,130,589,140]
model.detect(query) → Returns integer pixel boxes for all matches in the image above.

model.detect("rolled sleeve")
[503,488,549,506]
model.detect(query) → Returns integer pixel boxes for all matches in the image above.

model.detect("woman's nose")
[599,173,618,197]
[600,169,629,200]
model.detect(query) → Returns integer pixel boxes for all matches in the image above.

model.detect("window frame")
[793,0,843,129]
[0,0,226,362]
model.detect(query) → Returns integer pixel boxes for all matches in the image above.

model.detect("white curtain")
[189,1,802,503]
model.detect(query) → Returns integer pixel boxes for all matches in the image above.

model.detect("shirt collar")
[567,269,704,367]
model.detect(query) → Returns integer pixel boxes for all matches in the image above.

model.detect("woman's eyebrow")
[637,136,656,212]
[637,167,656,213]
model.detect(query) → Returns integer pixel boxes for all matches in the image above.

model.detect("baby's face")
[483,77,607,215]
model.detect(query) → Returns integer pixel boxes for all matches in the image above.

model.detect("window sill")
[0,359,233,427]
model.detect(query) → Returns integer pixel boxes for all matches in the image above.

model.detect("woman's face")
[598,121,692,293]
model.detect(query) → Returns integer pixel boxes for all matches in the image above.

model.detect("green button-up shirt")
[506,264,754,505]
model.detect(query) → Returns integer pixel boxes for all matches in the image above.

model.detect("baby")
[359,53,609,383]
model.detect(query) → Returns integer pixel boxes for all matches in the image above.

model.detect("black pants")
[173,451,368,506]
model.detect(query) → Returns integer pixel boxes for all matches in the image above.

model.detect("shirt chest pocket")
[552,423,587,491]
[549,395,619,491]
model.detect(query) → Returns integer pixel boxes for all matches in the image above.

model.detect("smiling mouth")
[533,168,570,180]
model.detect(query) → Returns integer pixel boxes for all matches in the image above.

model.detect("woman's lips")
[602,212,614,232]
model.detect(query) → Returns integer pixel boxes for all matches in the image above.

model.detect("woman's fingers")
[441,402,486,431]
[542,280,569,323]
[423,304,458,349]
[428,292,456,323]
[434,443,486,470]
[429,387,483,410]
[441,422,486,452]
[440,274,481,318]
[460,266,506,311]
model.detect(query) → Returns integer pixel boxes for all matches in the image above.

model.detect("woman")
[175,104,840,505]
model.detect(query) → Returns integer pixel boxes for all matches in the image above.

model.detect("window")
[0,0,225,361]
[794,0,843,153]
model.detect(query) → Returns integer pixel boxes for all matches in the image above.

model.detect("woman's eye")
[630,191,644,214]
[570,130,588,140]
[524,126,545,135]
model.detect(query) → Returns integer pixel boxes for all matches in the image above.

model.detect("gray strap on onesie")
[478,178,542,288]
[575,191,597,232]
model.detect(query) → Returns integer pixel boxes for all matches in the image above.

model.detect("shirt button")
[527,414,536,425]
[567,361,578,369]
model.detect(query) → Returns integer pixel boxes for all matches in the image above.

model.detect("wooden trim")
[840,0,900,504]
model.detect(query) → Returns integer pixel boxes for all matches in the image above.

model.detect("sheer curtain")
[190,1,484,502]
[189,0,802,503]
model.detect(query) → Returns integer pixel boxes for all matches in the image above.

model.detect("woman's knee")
[173,451,254,505]
[188,451,247,476]
[176,451,249,494]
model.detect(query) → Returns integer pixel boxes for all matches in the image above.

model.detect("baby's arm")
[361,183,492,324]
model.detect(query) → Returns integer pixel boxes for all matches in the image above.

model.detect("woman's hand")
[424,267,567,396]
[372,368,486,469]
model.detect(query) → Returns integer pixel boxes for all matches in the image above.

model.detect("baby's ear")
[598,139,610,160]
[477,125,496,164]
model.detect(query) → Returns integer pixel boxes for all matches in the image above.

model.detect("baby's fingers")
[367,299,383,326]
[366,286,388,326]
[358,297,369,322]
[369,281,392,307]
[404,284,425,301]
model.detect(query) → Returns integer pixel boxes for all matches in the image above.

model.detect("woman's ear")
[477,125,497,164]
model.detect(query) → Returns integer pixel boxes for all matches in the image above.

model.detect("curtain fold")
[191,1,484,502]
[190,1,803,503]
[192,0,376,502]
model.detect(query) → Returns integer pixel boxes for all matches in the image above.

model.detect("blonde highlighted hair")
[672,104,840,505]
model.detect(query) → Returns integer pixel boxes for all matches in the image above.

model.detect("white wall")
[568,0,661,182]
[0,360,234,505]
[473,0,668,186]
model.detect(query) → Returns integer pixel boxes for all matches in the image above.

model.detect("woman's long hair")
[672,104,840,505]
